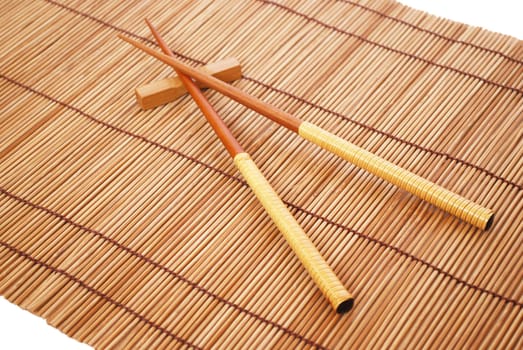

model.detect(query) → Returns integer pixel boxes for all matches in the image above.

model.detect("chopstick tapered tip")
[144,19,163,46]
[117,34,143,49]
[117,33,129,42]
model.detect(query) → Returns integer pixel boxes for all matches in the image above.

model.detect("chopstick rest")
[135,57,242,109]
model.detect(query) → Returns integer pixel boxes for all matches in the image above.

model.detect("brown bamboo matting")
[1,0,522,348]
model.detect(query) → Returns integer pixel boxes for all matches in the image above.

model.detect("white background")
[1,1,521,349]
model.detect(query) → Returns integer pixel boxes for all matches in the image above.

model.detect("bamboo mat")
[0,0,522,348]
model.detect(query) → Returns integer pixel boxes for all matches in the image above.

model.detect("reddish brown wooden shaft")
[144,20,243,157]
[118,34,302,133]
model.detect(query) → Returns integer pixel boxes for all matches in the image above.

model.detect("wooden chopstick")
[119,34,495,231]
[143,20,354,313]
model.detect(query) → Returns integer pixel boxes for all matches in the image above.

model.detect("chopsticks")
[118,34,495,231]
[142,20,354,313]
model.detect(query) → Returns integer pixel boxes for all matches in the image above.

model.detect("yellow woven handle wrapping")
[299,122,494,230]
[234,153,354,313]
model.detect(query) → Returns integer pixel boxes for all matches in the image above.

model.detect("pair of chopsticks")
[129,20,354,314]
[119,20,495,312]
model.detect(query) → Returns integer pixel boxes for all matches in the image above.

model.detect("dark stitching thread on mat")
[337,0,523,65]
[259,0,523,96]
[0,241,201,349]
[0,186,326,350]
[1,77,521,310]
[39,0,523,191]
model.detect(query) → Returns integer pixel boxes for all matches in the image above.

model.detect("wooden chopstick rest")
[135,57,242,109]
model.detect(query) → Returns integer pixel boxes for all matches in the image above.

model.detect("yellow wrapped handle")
[234,153,354,313]
[299,122,494,230]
